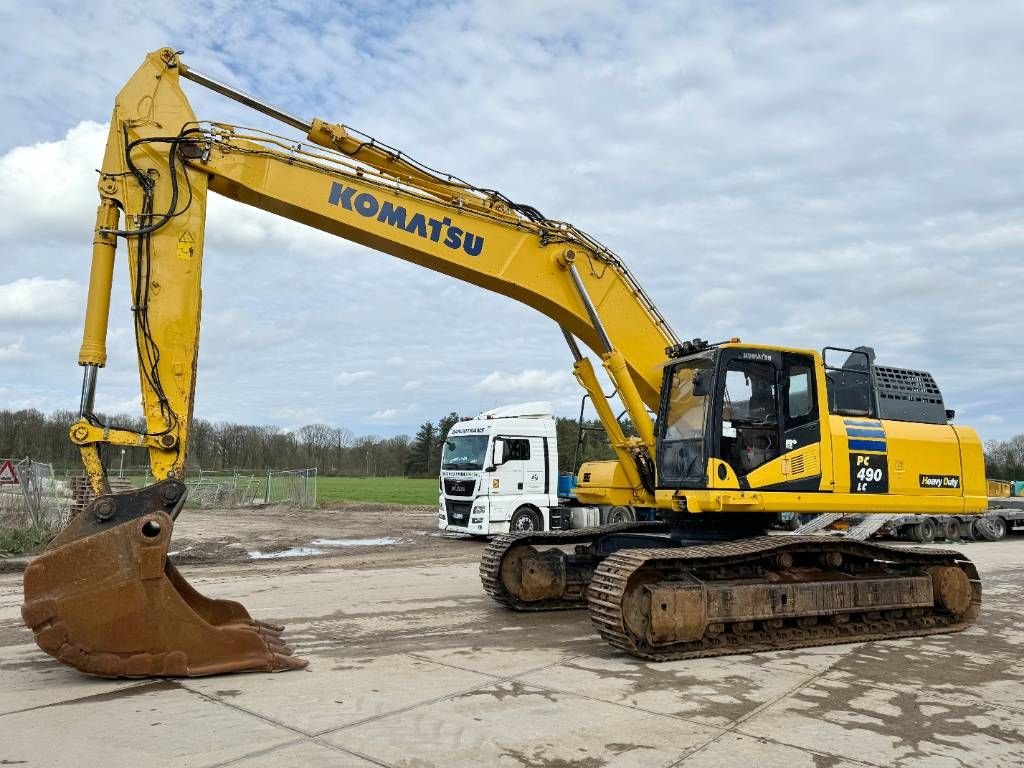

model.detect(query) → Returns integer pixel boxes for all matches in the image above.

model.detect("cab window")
[787,365,813,421]
[504,438,530,461]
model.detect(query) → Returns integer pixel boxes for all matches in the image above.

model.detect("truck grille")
[445,499,473,526]
[443,478,476,497]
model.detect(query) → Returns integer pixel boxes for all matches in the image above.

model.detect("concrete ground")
[2,531,1023,767]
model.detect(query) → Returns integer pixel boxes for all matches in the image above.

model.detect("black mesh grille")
[445,499,473,526]
[874,365,947,424]
[443,478,476,497]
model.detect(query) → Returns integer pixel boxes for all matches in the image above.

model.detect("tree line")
[0,408,621,478]
[985,435,1024,481]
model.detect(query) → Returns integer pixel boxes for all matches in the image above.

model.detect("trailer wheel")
[976,516,1007,542]
[913,518,937,544]
[943,518,961,542]
[510,506,543,533]
[961,518,978,541]
[606,505,636,524]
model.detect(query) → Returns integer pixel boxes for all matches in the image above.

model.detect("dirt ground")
[165,501,486,569]
[4,504,1024,767]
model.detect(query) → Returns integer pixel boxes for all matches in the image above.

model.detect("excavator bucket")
[21,479,306,677]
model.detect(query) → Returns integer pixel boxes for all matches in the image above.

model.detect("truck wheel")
[509,506,543,533]
[913,518,937,544]
[943,518,961,542]
[960,518,977,541]
[976,516,1007,542]
[607,505,636,524]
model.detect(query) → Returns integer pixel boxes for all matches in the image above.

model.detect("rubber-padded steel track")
[480,521,671,611]
[588,535,981,661]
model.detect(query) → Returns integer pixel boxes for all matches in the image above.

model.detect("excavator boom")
[24,48,676,677]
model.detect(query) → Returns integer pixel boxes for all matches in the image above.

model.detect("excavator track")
[588,536,981,661]
[480,521,671,610]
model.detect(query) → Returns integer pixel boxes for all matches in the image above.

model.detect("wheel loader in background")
[23,49,985,677]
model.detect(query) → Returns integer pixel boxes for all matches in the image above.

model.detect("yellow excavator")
[23,49,986,677]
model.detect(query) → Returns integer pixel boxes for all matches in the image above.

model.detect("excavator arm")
[72,48,677,501]
[23,48,679,677]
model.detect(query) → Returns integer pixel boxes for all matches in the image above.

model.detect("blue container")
[557,473,577,498]
[1013,481,1024,497]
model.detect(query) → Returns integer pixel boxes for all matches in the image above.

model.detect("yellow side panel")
[707,458,740,489]
[954,426,988,512]
[575,460,649,506]
[745,443,822,489]
[883,420,963,496]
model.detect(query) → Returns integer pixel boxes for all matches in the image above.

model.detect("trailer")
[793,498,1024,543]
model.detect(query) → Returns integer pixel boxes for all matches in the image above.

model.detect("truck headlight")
[472,504,486,514]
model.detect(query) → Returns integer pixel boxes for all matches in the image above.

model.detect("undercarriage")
[480,517,980,661]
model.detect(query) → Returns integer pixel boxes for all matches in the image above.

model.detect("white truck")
[437,402,646,536]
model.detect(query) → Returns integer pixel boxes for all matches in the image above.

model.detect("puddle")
[312,537,398,547]
[248,547,324,559]
[247,538,398,559]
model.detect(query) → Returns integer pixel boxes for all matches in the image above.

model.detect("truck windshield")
[659,354,714,485]
[442,434,489,470]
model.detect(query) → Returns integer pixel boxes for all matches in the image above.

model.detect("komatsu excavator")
[22,49,985,677]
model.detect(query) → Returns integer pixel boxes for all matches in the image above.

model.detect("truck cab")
[438,402,561,535]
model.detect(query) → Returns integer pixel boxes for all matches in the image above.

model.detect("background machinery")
[23,49,985,677]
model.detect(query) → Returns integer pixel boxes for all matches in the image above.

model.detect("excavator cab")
[656,345,822,490]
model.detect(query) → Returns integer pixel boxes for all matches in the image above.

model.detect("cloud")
[370,408,399,420]
[0,121,106,240]
[0,277,83,324]
[474,369,572,395]
[0,339,27,362]
[0,1,1022,441]
[335,370,374,386]
[402,380,422,391]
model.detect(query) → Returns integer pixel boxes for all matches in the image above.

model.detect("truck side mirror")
[491,438,505,467]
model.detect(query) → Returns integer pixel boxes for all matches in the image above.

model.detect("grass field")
[315,476,439,505]
[124,474,440,506]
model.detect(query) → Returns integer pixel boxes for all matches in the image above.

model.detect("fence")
[178,467,317,508]
[0,458,71,529]
[1,460,318,519]
[265,468,318,508]
[182,469,265,508]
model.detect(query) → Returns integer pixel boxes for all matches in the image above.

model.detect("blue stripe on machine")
[846,427,886,438]
[849,439,887,452]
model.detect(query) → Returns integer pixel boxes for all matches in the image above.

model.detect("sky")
[0,0,1021,442]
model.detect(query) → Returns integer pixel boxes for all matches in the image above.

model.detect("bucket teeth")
[21,480,308,678]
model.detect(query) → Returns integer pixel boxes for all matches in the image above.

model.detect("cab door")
[522,436,547,494]
[490,436,529,497]
[778,353,823,487]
